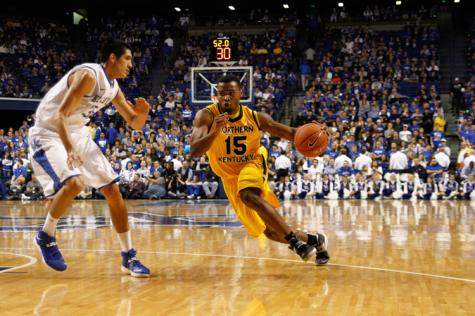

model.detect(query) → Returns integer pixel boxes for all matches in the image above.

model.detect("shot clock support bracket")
[210,61,237,67]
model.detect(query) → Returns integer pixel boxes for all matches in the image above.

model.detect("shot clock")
[212,37,236,61]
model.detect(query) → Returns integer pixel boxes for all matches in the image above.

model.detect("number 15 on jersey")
[225,136,247,155]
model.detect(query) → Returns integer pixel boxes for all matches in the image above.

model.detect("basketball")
[294,122,329,157]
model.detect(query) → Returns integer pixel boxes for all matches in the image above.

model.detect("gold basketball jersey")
[205,104,262,177]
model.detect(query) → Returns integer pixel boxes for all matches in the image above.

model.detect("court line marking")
[1,247,474,283]
[145,251,475,283]
[0,251,37,274]
[0,224,244,232]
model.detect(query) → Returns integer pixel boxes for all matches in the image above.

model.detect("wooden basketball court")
[1,199,474,315]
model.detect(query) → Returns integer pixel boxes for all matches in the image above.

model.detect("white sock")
[42,213,59,236]
[117,231,133,252]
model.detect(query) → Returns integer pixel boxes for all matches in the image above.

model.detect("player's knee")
[239,188,259,206]
[100,182,120,197]
[64,176,86,193]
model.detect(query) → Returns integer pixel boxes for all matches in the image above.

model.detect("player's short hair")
[218,75,241,87]
[100,38,132,62]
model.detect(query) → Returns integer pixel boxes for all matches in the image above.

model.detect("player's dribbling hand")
[212,113,228,132]
[67,151,83,170]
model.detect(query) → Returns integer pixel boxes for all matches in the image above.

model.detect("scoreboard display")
[211,37,236,61]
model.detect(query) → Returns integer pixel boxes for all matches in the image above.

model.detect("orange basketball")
[294,122,329,157]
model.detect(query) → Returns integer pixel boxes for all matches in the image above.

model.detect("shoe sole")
[34,238,67,272]
[121,266,150,278]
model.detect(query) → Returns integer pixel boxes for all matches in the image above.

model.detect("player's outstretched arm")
[57,69,96,169]
[190,109,228,157]
[257,112,296,141]
[113,90,150,130]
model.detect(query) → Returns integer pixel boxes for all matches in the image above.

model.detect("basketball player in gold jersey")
[191,75,329,264]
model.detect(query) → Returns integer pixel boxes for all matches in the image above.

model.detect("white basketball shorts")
[28,125,119,197]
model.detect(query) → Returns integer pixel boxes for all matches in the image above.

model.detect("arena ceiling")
[2,0,466,17]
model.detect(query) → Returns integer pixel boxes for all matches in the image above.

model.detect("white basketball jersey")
[34,63,119,131]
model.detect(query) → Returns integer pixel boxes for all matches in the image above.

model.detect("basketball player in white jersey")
[29,39,150,277]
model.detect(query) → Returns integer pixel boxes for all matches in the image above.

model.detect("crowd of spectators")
[195,9,298,27]
[0,17,78,98]
[0,14,169,99]
[0,113,222,201]
[328,4,441,23]
[281,22,475,201]
[2,13,475,202]
[1,16,303,201]
[1,113,475,202]
[455,17,475,180]
[469,18,475,77]
[267,145,475,201]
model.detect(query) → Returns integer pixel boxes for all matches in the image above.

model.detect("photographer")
[202,168,219,199]
[163,162,186,198]
[21,175,44,201]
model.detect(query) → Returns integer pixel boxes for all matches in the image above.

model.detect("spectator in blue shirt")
[426,157,444,180]
[106,122,118,145]
[372,140,386,159]
[348,143,359,160]
[431,130,444,147]
[11,159,28,186]
[269,144,280,158]
[337,161,353,177]
[421,144,433,162]
[96,133,108,154]
[2,152,14,177]
[299,60,311,90]
[465,129,475,145]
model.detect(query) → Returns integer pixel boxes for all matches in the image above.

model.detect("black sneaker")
[315,233,330,265]
[288,238,316,262]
